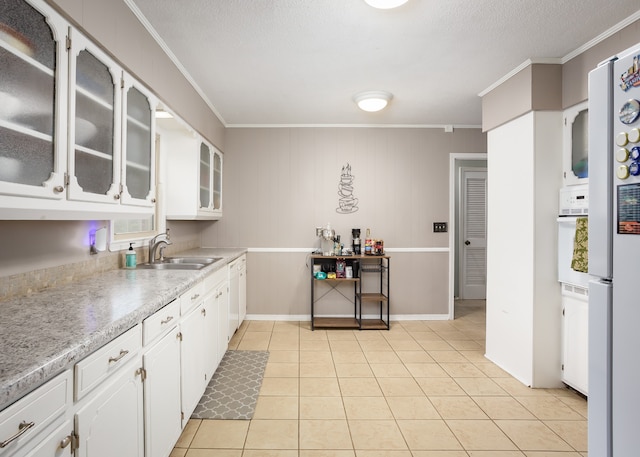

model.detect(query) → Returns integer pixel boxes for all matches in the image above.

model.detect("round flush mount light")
[364,0,409,9]
[353,91,393,112]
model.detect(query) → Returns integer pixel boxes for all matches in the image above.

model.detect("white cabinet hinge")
[64,172,70,187]
[135,367,147,382]
[561,364,565,371]
[66,35,71,50]
[60,432,79,451]
[181,412,184,420]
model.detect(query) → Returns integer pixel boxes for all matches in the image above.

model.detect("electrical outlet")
[433,222,448,233]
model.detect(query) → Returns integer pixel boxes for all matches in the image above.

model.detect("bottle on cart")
[364,228,372,255]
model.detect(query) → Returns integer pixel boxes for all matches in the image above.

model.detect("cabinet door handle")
[0,421,35,448]
[53,186,64,194]
[108,349,129,363]
[201,308,206,316]
[191,293,200,301]
[160,316,174,325]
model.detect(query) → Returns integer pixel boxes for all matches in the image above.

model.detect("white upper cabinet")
[563,101,589,186]
[121,73,157,207]
[198,140,223,218]
[0,0,68,201]
[0,0,156,219]
[160,115,223,220]
[67,29,122,205]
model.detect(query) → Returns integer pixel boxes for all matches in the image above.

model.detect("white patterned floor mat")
[191,350,269,420]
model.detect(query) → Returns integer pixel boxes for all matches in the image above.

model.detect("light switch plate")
[433,222,448,233]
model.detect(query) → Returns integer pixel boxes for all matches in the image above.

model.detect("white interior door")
[460,168,487,299]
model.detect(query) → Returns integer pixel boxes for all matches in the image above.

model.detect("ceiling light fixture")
[353,91,393,112]
[364,0,409,9]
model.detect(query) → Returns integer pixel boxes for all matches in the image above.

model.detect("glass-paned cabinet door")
[121,75,156,207]
[212,147,222,212]
[199,141,211,209]
[563,101,588,186]
[67,29,121,203]
[0,0,68,199]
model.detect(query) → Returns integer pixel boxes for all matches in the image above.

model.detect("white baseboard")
[245,314,452,322]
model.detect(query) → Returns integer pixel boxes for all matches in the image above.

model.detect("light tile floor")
[171,300,588,457]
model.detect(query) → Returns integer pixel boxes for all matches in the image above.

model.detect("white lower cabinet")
[202,290,218,381]
[3,263,236,457]
[215,280,229,365]
[180,301,208,427]
[142,327,182,457]
[74,356,144,457]
[20,420,74,457]
[238,257,247,326]
[205,267,229,367]
[228,255,247,339]
[0,370,72,457]
[73,324,144,457]
[561,291,589,395]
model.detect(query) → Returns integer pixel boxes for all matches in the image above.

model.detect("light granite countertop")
[0,247,246,411]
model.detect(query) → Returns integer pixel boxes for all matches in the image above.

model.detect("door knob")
[465,240,471,245]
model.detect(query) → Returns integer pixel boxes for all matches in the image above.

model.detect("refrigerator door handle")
[588,61,614,279]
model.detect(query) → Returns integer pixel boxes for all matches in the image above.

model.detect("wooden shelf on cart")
[360,319,389,330]
[312,317,359,329]
[358,293,388,302]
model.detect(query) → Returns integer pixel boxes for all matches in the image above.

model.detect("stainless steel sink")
[136,262,207,270]
[163,257,222,265]
[134,256,223,270]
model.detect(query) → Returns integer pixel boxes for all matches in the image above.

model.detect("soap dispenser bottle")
[125,243,137,269]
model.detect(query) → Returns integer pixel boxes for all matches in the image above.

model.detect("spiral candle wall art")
[336,163,359,214]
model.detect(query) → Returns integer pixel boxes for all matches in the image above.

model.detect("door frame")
[448,153,487,319]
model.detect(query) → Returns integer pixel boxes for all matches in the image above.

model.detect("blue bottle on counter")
[125,243,137,269]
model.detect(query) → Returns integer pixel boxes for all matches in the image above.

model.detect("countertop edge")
[0,247,247,411]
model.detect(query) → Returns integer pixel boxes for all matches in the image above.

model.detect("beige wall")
[483,18,640,129]
[482,64,563,132]
[563,19,640,109]
[202,127,487,317]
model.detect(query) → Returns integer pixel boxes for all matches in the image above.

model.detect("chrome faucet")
[149,231,172,263]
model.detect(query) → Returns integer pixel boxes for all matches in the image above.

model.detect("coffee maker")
[352,228,361,255]
[316,223,336,256]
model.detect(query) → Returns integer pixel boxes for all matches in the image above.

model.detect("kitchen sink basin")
[134,256,223,270]
[163,257,222,265]
[135,262,207,270]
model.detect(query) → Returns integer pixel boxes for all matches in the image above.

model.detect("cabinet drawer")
[143,299,180,345]
[180,281,205,315]
[204,267,227,290]
[0,370,72,456]
[75,325,141,401]
[18,420,73,457]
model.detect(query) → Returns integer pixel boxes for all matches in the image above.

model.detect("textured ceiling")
[128,0,640,127]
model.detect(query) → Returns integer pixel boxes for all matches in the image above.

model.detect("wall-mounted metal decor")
[336,163,358,214]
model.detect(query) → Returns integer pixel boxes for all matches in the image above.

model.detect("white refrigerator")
[588,42,640,457]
